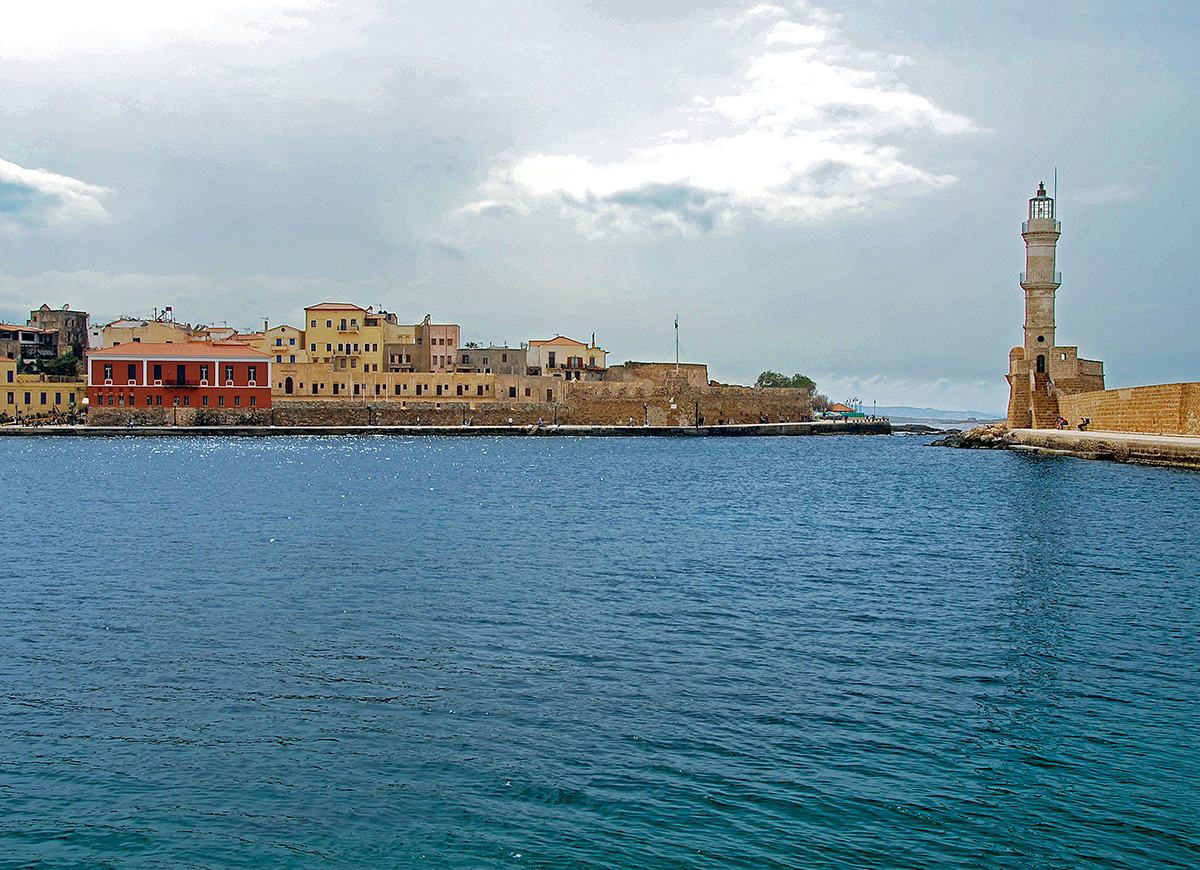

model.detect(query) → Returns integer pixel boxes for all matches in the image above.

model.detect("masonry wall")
[87,405,272,426]
[1056,383,1200,436]
[264,383,811,427]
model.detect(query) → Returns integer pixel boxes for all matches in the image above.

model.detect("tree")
[812,394,830,412]
[755,371,815,391]
[42,352,79,377]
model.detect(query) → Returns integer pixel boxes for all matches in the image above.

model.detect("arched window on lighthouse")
[1036,354,1046,373]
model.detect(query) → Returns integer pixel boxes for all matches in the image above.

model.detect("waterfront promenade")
[0,419,890,438]
[1010,428,1200,469]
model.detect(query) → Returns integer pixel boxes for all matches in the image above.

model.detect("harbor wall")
[85,383,814,428]
[1056,382,1200,436]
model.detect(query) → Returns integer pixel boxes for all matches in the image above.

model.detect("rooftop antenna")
[674,315,680,374]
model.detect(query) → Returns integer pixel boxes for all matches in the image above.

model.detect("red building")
[87,342,272,412]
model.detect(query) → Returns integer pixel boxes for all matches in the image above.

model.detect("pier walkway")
[1010,428,1200,469]
[0,420,890,438]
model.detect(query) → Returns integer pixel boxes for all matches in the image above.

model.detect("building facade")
[28,304,89,361]
[88,342,272,412]
[526,336,607,380]
[1006,183,1104,429]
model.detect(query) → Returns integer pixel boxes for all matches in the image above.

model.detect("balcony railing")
[1019,272,1062,285]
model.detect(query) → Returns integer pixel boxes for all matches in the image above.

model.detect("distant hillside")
[874,406,1004,422]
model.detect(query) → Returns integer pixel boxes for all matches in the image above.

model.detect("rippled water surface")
[1,434,1198,869]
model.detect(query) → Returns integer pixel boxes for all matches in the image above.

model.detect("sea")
[1,433,1197,869]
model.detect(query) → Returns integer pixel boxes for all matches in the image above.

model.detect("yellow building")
[242,324,309,365]
[271,360,501,404]
[95,318,195,348]
[2,356,87,422]
[304,303,387,376]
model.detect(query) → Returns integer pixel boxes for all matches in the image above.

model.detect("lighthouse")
[1006,182,1104,429]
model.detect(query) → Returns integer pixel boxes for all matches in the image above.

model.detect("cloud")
[0,158,111,236]
[463,2,977,236]
[0,0,331,61]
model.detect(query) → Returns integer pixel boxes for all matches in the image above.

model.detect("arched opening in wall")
[285,377,294,395]
[1036,355,1046,373]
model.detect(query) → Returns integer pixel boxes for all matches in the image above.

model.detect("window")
[477,385,484,396]
[311,343,317,351]
[40,392,47,405]
[107,395,113,405]
[290,338,295,345]
[177,365,186,384]
[311,319,317,327]
[234,396,240,406]
[436,384,443,396]
[395,385,402,395]
[483,357,488,365]
[509,386,516,398]
[456,385,463,396]
[353,343,359,352]
[326,320,332,328]
[69,394,75,406]
[326,343,332,352]
[276,338,282,346]
[351,358,357,368]
[350,319,357,328]
[375,384,381,396]
[225,365,234,383]
[338,343,344,352]
[547,352,556,368]
[250,396,256,406]
[145,395,152,406]
[55,392,62,404]
[248,366,257,382]
[312,384,319,395]
[416,337,422,345]
[5,370,11,382]
[340,319,348,330]
[416,384,422,396]
[6,392,12,404]
[154,364,162,380]
[203,395,208,406]
[155,395,162,406]
[372,343,378,352]
[462,354,469,364]
[218,396,225,406]
[502,354,507,363]
[128,363,137,380]
[200,365,209,382]
[104,364,113,380]
[118,394,124,405]
[354,384,360,395]
[333,383,340,395]
[290,355,295,363]
[183,396,189,406]
[277,355,282,363]
[590,357,596,367]
[525,388,531,397]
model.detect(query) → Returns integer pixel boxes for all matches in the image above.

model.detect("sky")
[0,0,1196,413]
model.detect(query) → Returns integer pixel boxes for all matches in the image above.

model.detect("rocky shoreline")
[927,423,1013,449]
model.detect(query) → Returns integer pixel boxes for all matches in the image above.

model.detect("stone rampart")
[1057,383,1200,436]
[87,405,272,427]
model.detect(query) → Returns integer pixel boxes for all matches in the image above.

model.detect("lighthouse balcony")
[1020,271,1062,285]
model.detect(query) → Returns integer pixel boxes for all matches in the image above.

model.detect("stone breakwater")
[930,424,1200,470]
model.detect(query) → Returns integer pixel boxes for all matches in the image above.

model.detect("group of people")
[1054,416,1090,431]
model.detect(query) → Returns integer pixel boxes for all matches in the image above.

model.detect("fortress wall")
[1057,383,1200,436]
[247,387,812,428]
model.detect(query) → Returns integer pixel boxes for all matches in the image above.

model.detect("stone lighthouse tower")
[1006,182,1104,428]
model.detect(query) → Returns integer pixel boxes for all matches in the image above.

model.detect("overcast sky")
[1,0,1195,412]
